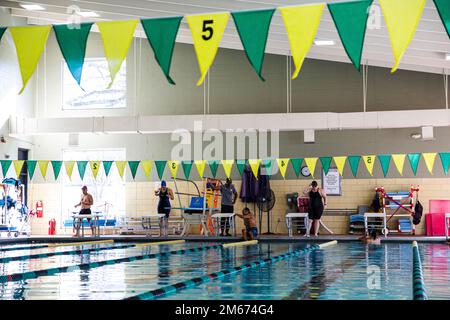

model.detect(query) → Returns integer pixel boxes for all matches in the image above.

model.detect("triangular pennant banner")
[333,156,347,176]
[103,161,113,177]
[276,158,289,179]
[141,17,182,84]
[392,154,406,175]
[221,160,234,179]
[439,152,450,175]
[236,160,247,177]
[141,160,153,179]
[279,4,324,79]
[195,160,206,179]
[186,12,229,85]
[51,161,63,180]
[38,160,49,180]
[97,20,138,87]
[262,159,274,176]
[248,159,261,179]
[0,27,6,42]
[304,158,318,178]
[434,0,450,38]
[362,155,376,176]
[115,161,127,179]
[378,155,391,177]
[89,161,101,179]
[13,160,24,179]
[65,161,76,180]
[10,26,52,94]
[231,9,275,80]
[53,23,93,85]
[181,160,193,179]
[408,153,420,176]
[77,161,88,180]
[320,157,332,176]
[155,161,167,180]
[168,161,179,179]
[422,153,437,175]
[0,160,11,177]
[379,0,426,72]
[128,161,140,180]
[26,160,37,180]
[290,158,303,178]
[208,160,220,178]
[348,156,361,177]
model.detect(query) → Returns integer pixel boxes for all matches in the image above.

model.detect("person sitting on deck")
[235,207,258,241]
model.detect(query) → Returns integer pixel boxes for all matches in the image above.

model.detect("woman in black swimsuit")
[303,181,327,237]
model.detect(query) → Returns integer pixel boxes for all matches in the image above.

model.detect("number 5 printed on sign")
[168,161,179,179]
[186,13,229,86]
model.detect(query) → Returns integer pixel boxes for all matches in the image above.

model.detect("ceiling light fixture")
[19,3,45,11]
[314,39,335,46]
[77,11,100,18]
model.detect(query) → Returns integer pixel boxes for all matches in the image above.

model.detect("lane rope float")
[0,240,115,252]
[222,240,258,248]
[412,241,428,300]
[134,240,186,247]
[124,240,338,300]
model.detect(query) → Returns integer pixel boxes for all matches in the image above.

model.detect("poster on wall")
[322,168,342,196]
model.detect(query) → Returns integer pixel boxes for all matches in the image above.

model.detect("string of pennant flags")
[2,152,450,182]
[0,0,449,94]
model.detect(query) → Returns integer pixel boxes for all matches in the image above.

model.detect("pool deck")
[0,234,447,245]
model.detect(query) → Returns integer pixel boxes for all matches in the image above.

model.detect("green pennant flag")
[155,160,166,180]
[290,158,303,178]
[128,161,140,180]
[320,157,332,176]
[231,9,275,80]
[439,152,450,175]
[51,161,63,180]
[181,160,193,179]
[53,23,93,86]
[378,155,391,177]
[103,161,113,177]
[141,17,182,85]
[0,160,11,177]
[77,161,88,180]
[262,159,274,176]
[408,153,420,176]
[0,27,6,42]
[26,160,37,180]
[434,0,450,38]
[236,160,247,177]
[348,156,361,177]
[328,0,373,71]
[208,160,220,178]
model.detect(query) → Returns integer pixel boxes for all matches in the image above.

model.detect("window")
[61,149,126,223]
[62,58,127,110]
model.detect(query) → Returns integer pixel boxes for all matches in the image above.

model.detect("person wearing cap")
[74,186,95,236]
[155,180,174,219]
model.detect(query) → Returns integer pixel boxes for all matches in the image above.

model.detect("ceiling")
[1,0,449,75]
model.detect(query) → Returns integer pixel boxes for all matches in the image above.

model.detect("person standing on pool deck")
[213,178,238,236]
[303,181,327,237]
[74,186,95,236]
[155,181,174,235]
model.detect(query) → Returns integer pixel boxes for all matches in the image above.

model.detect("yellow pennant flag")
[141,160,153,179]
[279,4,324,79]
[115,161,127,179]
[168,161,179,179]
[304,158,318,178]
[97,20,138,88]
[186,12,229,86]
[379,0,426,72]
[195,160,207,178]
[333,156,347,176]
[65,161,75,180]
[221,160,234,179]
[13,160,24,179]
[248,159,261,179]
[276,159,289,179]
[38,160,49,180]
[89,161,101,180]
[362,155,376,176]
[10,25,52,94]
[392,154,406,175]
[422,153,437,175]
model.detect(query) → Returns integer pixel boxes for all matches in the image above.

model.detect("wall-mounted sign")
[322,167,342,196]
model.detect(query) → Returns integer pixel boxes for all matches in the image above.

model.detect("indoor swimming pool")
[0,241,448,300]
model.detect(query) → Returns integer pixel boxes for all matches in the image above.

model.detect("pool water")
[0,241,448,300]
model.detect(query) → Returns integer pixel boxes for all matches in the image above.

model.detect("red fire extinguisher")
[48,219,56,235]
[36,201,44,218]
